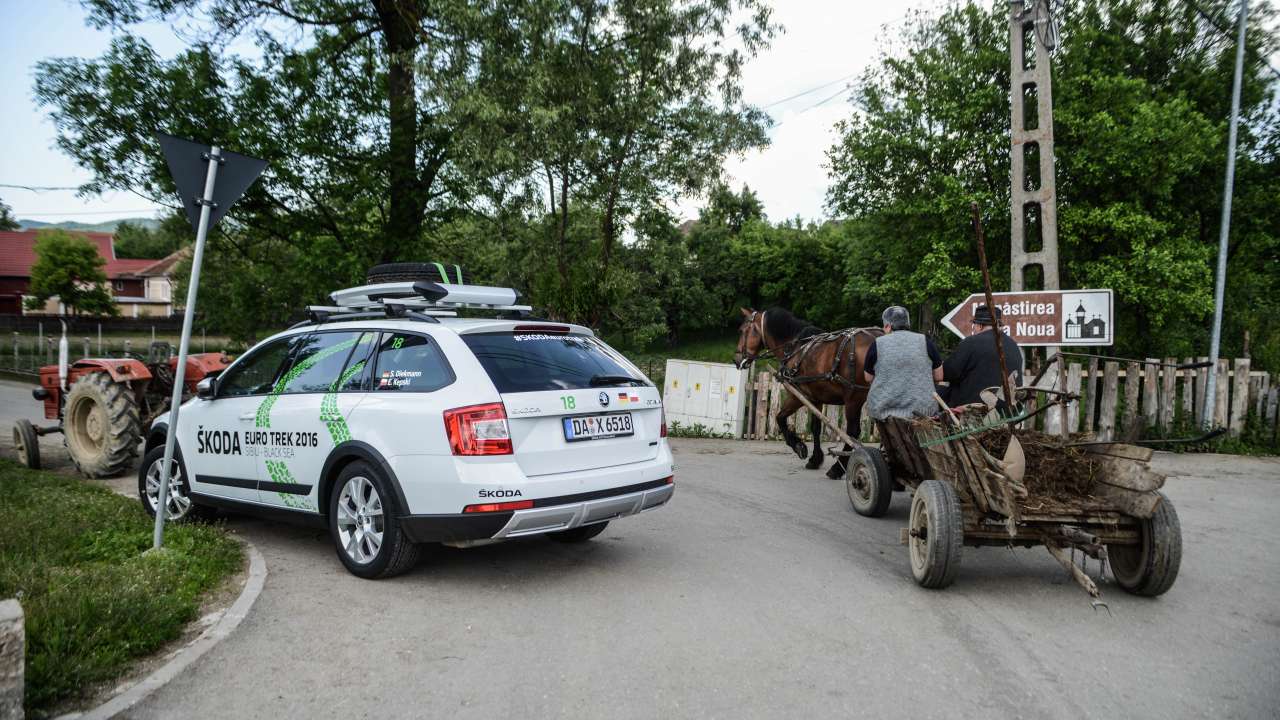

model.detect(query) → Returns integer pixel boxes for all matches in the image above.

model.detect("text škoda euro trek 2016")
[194,336,382,510]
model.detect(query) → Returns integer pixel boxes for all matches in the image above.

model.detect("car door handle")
[239,412,256,422]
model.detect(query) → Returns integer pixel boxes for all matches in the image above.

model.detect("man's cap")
[973,304,1003,326]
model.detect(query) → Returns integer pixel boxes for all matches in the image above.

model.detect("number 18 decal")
[560,395,576,409]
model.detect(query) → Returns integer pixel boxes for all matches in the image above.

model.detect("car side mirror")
[196,376,215,400]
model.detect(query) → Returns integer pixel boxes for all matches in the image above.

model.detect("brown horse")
[734,307,882,478]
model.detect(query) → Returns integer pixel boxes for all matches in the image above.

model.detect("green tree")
[36,0,517,268]
[113,213,189,259]
[700,183,766,234]
[25,230,119,316]
[498,0,776,324]
[0,197,18,231]
[825,0,1280,363]
[36,0,776,340]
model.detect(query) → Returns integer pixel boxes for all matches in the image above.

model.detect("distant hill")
[17,217,161,232]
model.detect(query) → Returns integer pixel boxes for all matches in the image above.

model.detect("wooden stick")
[1044,540,1100,598]
[777,377,860,448]
[970,203,1016,409]
[1059,358,1069,440]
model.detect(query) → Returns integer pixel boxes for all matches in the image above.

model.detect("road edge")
[58,538,268,720]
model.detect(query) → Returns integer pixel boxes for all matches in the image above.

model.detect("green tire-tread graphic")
[254,338,360,509]
[322,360,366,445]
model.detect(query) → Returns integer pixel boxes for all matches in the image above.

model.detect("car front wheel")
[329,461,420,579]
[138,445,208,522]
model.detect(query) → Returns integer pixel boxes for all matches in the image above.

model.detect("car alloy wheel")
[336,474,385,564]
[144,454,192,521]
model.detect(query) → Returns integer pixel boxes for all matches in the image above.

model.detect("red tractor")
[14,342,230,477]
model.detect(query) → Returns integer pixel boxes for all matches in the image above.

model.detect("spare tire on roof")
[365,262,467,285]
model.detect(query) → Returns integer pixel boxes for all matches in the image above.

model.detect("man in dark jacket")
[941,304,1023,408]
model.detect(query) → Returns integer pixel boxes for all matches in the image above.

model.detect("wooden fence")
[741,358,1279,446]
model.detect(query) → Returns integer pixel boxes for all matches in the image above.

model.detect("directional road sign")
[941,289,1113,346]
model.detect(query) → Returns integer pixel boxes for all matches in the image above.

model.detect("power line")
[759,72,858,109]
[0,183,85,192]
[14,208,160,216]
[766,84,855,131]
[799,84,854,113]
[1188,0,1280,82]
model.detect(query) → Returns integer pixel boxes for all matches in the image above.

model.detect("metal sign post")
[152,134,266,549]
[1203,0,1249,430]
[152,147,219,548]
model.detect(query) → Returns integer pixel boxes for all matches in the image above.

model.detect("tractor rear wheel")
[64,372,141,478]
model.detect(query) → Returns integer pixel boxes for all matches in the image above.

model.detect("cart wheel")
[1108,491,1181,597]
[908,480,962,589]
[13,420,40,470]
[846,447,893,517]
[868,447,893,491]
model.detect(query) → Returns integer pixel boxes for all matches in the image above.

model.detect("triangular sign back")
[156,132,268,233]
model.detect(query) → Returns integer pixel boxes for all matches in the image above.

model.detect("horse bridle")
[737,310,774,368]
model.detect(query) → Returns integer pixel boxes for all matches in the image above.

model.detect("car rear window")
[461,332,646,393]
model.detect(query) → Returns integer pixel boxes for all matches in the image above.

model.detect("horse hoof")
[825,464,846,480]
[792,444,808,460]
[805,456,823,470]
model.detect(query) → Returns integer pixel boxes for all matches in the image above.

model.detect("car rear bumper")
[399,478,673,544]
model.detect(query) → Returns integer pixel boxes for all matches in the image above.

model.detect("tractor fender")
[70,359,152,384]
[172,352,232,387]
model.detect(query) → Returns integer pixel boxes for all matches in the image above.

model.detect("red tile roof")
[0,230,162,279]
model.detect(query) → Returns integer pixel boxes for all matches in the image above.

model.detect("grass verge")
[0,460,242,716]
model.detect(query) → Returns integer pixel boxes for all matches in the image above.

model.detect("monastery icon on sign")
[1064,302,1107,340]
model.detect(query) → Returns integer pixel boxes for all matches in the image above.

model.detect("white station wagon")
[139,264,675,578]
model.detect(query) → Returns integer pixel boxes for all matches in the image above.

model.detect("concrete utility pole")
[1009,0,1061,295]
[1203,0,1249,430]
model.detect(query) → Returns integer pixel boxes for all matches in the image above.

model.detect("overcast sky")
[0,0,951,225]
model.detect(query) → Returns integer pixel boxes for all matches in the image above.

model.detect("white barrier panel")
[662,359,749,436]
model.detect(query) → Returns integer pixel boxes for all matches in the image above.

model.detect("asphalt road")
[0,379,1277,719]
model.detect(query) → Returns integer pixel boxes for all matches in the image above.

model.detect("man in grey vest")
[864,306,943,420]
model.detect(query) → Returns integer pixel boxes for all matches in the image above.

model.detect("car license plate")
[563,412,634,442]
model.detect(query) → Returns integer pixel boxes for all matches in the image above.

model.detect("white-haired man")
[864,306,944,420]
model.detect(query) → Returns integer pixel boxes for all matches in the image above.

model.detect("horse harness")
[747,311,881,391]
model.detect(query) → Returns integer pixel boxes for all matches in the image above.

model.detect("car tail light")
[463,499,534,513]
[663,475,674,484]
[444,402,512,455]
[660,406,667,438]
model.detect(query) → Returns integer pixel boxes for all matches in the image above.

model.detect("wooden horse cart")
[779,379,1182,602]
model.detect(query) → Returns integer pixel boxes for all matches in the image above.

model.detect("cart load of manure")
[975,427,1101,500]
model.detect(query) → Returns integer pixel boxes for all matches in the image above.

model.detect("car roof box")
[330,281,527,311]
